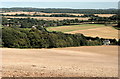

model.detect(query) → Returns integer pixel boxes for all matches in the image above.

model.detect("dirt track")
[2,46,118,77]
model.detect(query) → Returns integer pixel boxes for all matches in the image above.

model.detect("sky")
[0,0,119,2]
[0,0,119,9]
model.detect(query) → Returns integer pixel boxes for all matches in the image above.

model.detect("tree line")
[2,15,119,29]
[88,15,118,24]
[2,17,119,48]
[1,8,118,14]
[2,27,118,48]
[1,14,98,17]
[2,17,83,28]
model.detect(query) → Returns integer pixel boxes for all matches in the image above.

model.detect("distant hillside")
[1,8,118,14]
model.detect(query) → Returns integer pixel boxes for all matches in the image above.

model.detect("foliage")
[2,27,30,48]
[2,27,105,48]
[2,8,118,14]
[2,17,82,28]
[2,14,99,18]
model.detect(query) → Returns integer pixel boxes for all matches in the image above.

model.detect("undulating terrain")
[47,24,119,39]
[2,46,118,77]
[1,8,119,78]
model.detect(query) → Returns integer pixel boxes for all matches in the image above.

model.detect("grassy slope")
[47,24,118,39]
[47,24,106,32]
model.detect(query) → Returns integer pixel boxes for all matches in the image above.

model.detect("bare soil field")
[2,46,118,77]
[4,16,89,20]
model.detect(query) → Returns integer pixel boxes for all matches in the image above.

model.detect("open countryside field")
[1,12,116,17]
[2,46,118,77]
[4,16,89,20]
[94,14,116,17]
[47,24,119,39]
[0,12,84,16]
[0,12,37,15]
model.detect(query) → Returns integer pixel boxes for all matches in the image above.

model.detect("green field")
[47,24,106,32]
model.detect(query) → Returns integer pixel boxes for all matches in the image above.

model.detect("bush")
[2,27,30,48]
[2,27,112,48]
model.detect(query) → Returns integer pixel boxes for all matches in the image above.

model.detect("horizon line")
[0,7,118,9]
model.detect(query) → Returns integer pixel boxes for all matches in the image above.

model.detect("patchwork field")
[0,12,84,16]
[2,12,116,21]
[1,12,115,17]
[94,14,116,17]
[47,24,119,39]
[4,16,89,20]
[2,46,118,77]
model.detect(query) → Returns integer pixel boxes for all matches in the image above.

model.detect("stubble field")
[2,46,118,77]
[47,24,119,39]
[1,12,115,17]
[4,16,89,20]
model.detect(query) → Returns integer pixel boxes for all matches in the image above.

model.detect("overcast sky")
[1,0,119,2]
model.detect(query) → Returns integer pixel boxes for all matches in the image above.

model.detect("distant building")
[103,40,110,45]
[32,26,37,29]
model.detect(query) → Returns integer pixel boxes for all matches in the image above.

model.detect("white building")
[103,40,110,45]
[32,26,37,29]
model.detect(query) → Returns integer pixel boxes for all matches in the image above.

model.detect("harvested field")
[0,12,84,16]
[47,24,119,39]
[1,12,115,17]
[66,27,119,39]
[47,24,105,32]
[2,46,118,77]
[94,14,116,17]
[4,16,89,20]
[0,12,36,15]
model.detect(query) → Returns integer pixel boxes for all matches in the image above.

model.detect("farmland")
[2,46,118,77]
[94,14,116,17]
[0,11,115,17]
[1,11,116,21]
[4,16,89,20]
[47,24,119,39]
[1,7,119,78]
[0,12,84,16]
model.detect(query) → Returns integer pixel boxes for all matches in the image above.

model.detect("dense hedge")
[2,16,118,29]
[2,17,82,28]
[2,27,105,48]
[1,14,98,18]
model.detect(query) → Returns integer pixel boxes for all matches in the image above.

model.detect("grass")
[47,24,106,32]
[47,24,119,39]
